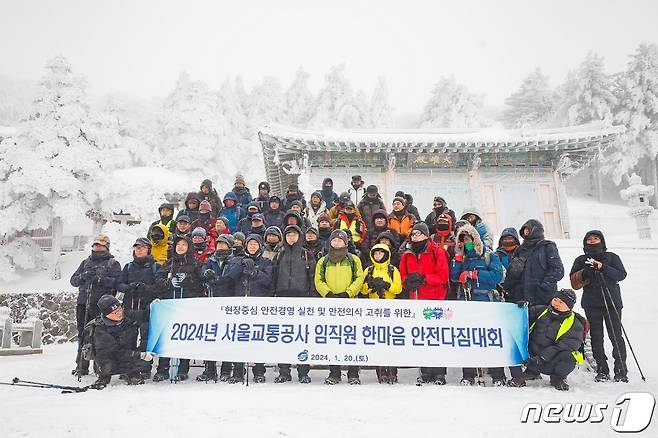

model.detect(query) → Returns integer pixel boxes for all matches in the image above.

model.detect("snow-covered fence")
[0,292,77,345]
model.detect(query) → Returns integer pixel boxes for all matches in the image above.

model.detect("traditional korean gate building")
[258,123,624,238]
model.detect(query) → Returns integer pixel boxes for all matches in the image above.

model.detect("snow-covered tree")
[0,55,111,280]
[158,72,222,171]
[419,76,485,129]
[308,64,363,129]
[552,52,617,127]
[370,77,394,128]
[503,68,554,128]
[285,68,314,127]
[246,76,287,137]
[602,43,658,184]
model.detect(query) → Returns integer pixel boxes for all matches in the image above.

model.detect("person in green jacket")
[314,229,364,385]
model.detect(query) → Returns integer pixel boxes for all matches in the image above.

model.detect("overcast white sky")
[1,0,657,115]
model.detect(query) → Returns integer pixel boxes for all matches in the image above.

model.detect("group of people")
[71,175,629,391]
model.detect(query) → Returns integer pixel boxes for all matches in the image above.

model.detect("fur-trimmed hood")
[456,223,484,256]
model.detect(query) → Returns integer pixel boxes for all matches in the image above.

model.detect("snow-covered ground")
[1,242,656,437]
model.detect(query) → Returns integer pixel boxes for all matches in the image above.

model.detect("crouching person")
[226,234,273,384]
[520,289,586,391]
[81,295,155,388]
[273,225,316,383]
[361,243,402,383]
[314,230,364,385]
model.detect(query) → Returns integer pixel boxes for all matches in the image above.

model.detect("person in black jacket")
[152,235,206,382]
[115,237,159,379]
[264,195,285,230]
[81,295,155,388]
[504,219,564,306]
[197,234,237,382]
[570,230,628,382]
[70,234,122,377]
[176,192,201,223]
[272,225,316,383]
[518,289,585,391]
[225,233,273,383]
[424,196,456,235]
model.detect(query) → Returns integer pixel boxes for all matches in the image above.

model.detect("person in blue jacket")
[450,224,505,386]
[225,233,273,384]
[495,227,520,270]
[264,195,285,229]
[219,191,245,233]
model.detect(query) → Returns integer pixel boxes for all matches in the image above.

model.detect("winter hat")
[395,190,405,198]
[311,191,322,201]
[192,227,207,239]
[392,196,407,206]
[216,216,229,227]
[246,201,260,212]
[233,232,246,244]
[251,213,265,223]
[245,233,264,256]
[366,184,378,194]
[200,179,213,191]
[554,288,577,310]
[258,181,270,191]
[329,229,349,245]
[288,183,299,191]
[269,195,281,204]
[306,226,319,237]
[284,224,302,236]
[234,174,246,185]
[133,237,152,249]
[411,222,430,237]
[98,294,121,316]
[583,230,607,253]
[343,200,356,209]
[199,200,212,213]
[290,200,304,209]
[216,234,235,248]
[317,212,331,225]
[373,209,388,221]
[338,192,350,203]
[158,203,175,214]
[92,234,111,249]
[265,226,283,240]
[351,175,362,183]
[177,215,191,223]
[223,191,238,203]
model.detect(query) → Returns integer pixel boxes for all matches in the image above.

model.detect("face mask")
[503,244,517,252]
[464,242,475,251]
[216,248,232,258]
[437,222,450,232]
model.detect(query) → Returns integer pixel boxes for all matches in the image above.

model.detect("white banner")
[147,297,529,367]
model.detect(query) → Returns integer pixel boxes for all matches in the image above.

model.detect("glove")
[453,242,465,262]
[458,270,477,284]
[139,352,155,361]
[170,276,181,288]
[327,291,349,298]
[203,269,218,280]
[242,258,255,276]
[80,270,96,281]
[524,355,544,372]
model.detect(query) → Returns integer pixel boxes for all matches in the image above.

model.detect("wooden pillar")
[383,153,396,204]
[50,216,63,281]
[552,170,570,239]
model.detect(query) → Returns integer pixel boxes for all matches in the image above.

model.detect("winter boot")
[298,374,312,384]
[614,373,629,383]
[460,377,476,386]
[197,363,218,382]
[219,362,232,382]
[376,367,389,384]
[522,369,542,381]
[417,373,435,385]
[550,375,570,391]
[126,375,145,386]
[274,370,292,383]
[507,376,526,388]
[229,365,245,384]
[139,371,151,380]
[177,372,189,381]
[388,368,398,384]
[152,369,169,382]
[348,375,361,385]
[434,375,447,386]
[325,370,341,385]
[92,375,111,389]
[595,372,610,382]
[492,377,506,387]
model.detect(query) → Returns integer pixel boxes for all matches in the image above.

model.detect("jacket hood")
[223,191,238,202]
[264,226,283,240]
[245,233,264,258]
[456,223,484,256]
[200,179,213,191]
[283,224,304,248]
[583,229,607,252]
[246,201,261,212]
[322,177,334,186]
[172,234,194,256]
[370,243,392,267]
[158,203,175,213]
[184,192,200,208]
[372,208,388,221]
[283,209,302,226]
[150,223,170,245]
[460,206,482,221]
[375,230,400,249]
[498,227,520,246]
[520,219,545,241]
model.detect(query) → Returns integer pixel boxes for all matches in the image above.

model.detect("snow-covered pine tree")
[308,64,362,129]
[601,43,658,186]
[552,52,617,127]
[0,55,110,280]
[419,76,484,129]
[370,77,393,129]
[158,72,221,172]
[285,68,314,127]
[503,68,554,128]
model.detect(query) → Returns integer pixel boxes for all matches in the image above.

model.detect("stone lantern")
[620,173,655,239]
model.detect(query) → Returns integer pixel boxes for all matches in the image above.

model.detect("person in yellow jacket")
[361,243,402,383]
[314,229,364,385]
[148,223,170,265]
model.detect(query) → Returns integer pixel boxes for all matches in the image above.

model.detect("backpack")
[127,261,159,276]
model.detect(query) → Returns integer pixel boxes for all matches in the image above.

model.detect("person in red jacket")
[399,222,449,385]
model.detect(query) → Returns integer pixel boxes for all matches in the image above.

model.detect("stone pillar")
[620,173,655,240]
[383,153,396,204]
[552,171,571,239]
[50,216,63,280]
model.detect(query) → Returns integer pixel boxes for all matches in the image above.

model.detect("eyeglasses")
[410,231,423,237]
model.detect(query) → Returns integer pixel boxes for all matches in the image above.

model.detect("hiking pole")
[462,282,485,386]
[595,271,646,381]
[3,377,101,393]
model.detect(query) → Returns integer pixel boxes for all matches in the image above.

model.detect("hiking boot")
[523,369,542,380]
[492,377,506,387]
[152,370,169,382]
[176,372,189,381]
[139,371,151,380]
[595,372,610,382]
[92,375,111,389]
[388,368,398,384]
[614,374,629,383]
[417,374,435,385]
[118,374,128,381]
[460,377,475,386]
[348,375,361,385]
[550,375,569,391]
[253,373,266,384]
[196,370,218,382]
[298,374,312,384]
[507,376,526,388]
[126,376,144,385]
[228,368,245,384]
[324,374,341,385]
[219,372,231,382]
[434,375,447,386]
[274,372,292,383]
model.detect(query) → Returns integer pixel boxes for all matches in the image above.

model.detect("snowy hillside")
[1,242,656,438]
